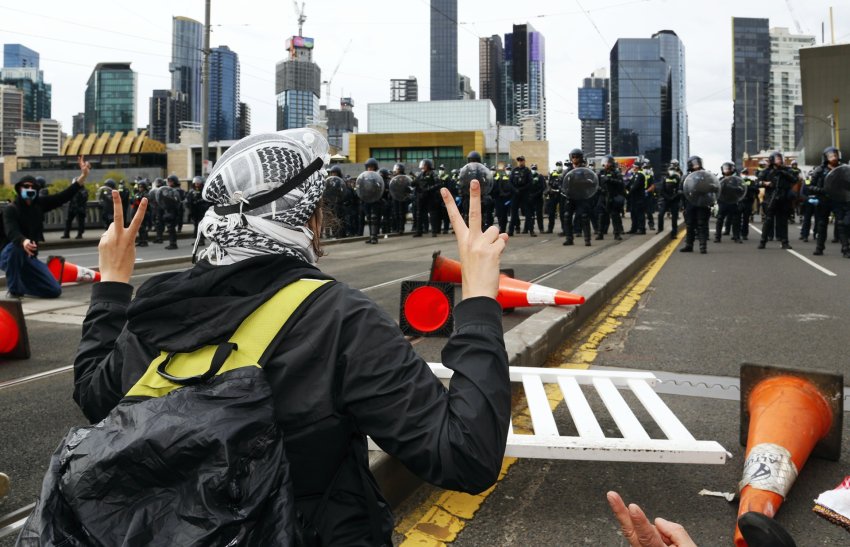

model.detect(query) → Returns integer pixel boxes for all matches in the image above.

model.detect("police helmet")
[758,159,768,169]
[531,164,538,170]
[767,151,784,167]
[721,162,736,176]
[154,177,166,188]
[137,181,149,191]
[569,148,584,162]
[555,161,563,167]
[365,158,379,170]
[791,160,798,167]
[823,146,841,165]
[439,164,446,170]
[467,151,482,163]
[419,159,434,170]
[328,165,343,177]
[392,163,406,175]
[378,168,391,179]
[670,159,680,167]
[451,169,459,176]
[603,155,616,168]
[741,168,749,175]
[104,178,117,189]
[166,174,180,185]
[687,155,703,172]
[34,176,47,189]
[192,175,204,186]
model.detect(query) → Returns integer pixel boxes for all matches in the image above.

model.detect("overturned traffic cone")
[0,299,30,360]
[429,250,583,310]
[399,281,455,337]
[47,255,101,284]
[735,364,843,546]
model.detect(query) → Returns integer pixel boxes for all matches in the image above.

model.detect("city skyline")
[0,1,848,171]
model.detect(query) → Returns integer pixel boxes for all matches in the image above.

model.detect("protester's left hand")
[98,190,147,283]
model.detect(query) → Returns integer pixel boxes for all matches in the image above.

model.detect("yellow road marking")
[397,237,681,545]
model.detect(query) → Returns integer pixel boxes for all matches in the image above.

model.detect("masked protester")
[0,157,90,298]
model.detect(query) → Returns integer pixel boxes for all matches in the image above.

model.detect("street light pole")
[201,0,211,176]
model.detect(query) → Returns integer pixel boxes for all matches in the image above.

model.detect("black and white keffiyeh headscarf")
[194,129,329,265]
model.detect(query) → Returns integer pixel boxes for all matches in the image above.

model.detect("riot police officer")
[390,163,410,234]
[98,179,117,229]
[361,158,382,244]
[132,180,151,247]
[809,146,848,257]
[563,149,593,246]
[643,161,656,232]
[508,156,534,236]
[597,155,625,241]
[159,175,182,249]
[739,168,758,241]
[680,156,712,254]
[413,159,441,237]
[757,151,795,250]
[798,172,816,242]
[493,165,513,234]
[62,181,89,239]
[186,176,210,243]
[437,164,453,234]
[715,162,743,243]
[529,164,545,234]
[545,161,565,234]
[626,162,648,234]
[657,161,682,239]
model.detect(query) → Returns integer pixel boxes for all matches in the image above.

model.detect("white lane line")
[361,270,429,293]
[750,224,837,277]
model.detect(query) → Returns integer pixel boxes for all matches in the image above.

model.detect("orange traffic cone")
[496,276,585,309]
[0,299,30,359]
[429,251,463,284]
[398,281,455,337]
[734,364,843,546]
[47,256,101,284]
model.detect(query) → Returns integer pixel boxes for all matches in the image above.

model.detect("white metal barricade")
[368,363,728,465]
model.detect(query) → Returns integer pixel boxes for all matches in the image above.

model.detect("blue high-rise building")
[610,30,688,168]
[85,63,136,133]
[4,44,39,69]
[208,46,239,141]
[430,0,458,100]
[170,16,203,123]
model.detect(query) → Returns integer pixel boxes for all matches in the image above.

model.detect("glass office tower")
[84,63,136,133]
[208,46,239,141]
[731,18,770,163]
[430,0,458,100]
[170,16,203,123]
[3,44,39,69]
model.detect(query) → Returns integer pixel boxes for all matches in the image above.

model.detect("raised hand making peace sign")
[98,191,148,283]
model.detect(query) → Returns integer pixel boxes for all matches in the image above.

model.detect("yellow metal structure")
[59,131,165,157]
[348,131,486,164]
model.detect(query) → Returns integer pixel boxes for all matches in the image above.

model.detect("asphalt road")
[396,228,850,546]
[0,228,652,543]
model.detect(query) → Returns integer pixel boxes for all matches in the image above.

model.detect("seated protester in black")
[65,130,511,546]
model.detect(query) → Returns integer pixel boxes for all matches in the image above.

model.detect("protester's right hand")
[441,180,508,301]
[607,491,697,547]
[98,191,147,283]
[22,239,37,257]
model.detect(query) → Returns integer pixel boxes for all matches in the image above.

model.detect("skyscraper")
[390,77,418,102]
[769,27,815,152]
[275,36,321,130]
[610,30,688,168]
[325,97,358,150]
[430,0,458,100]
[208,45,240,141]
[458,74,475,100]
[84,63,136,134]
[731,17,770,163]
[170,16,203,123]
[504,24,546,140]
[149,89,189,143]
[578,68,610,158]
[0,84,23,156]
[479,35,504,123]
[72,112,85,136]
[236,102,251,139]
[4,44,38,69]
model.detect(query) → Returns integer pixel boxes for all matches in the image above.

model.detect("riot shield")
[389,175,414,202]
[323,176,344,203]
[718,175,746,204]
[824,164,850,204]
[561,167,599,200]
[682,171,719,207]
[458,162,494,195]
[355,171,385,204]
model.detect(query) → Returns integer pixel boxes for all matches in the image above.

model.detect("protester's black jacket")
[3,184,81,246]
[72,254,511,546]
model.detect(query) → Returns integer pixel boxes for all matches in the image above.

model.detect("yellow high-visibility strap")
[126,279,330,399]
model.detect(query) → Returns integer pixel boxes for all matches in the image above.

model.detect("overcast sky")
[3,0,848,170]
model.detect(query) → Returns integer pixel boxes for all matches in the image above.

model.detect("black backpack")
[17,279,332,547]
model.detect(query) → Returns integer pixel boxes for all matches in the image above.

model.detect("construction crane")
[292,0,306,36]
[784,0,805,34]
[324,39,353,107]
